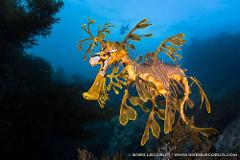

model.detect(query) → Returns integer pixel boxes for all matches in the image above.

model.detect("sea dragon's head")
[79,18,152,106]
[78,18,126,103]
[89,41,126,77]
[82,41,126,103]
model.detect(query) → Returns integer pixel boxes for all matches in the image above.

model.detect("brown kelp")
[78,18,217,146]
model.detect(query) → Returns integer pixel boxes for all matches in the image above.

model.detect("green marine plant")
[78,18,217,146]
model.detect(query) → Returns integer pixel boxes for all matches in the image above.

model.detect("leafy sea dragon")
[78,18,217,146]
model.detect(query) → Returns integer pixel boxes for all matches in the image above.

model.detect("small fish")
[120,24,129,35]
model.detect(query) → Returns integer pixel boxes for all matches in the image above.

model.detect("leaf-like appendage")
[119,111,128,126]
[189,77,211,113]
[154,33,186,62]
[141,126,150,146]
[139,104,149,112]
[135,79,148,102]
[167,33,185,46]
[156,109,165,120]
[119,104,137,126]
[112,87,119,94]
[137,23,152,29]
[164,105,173,134]
[141,78,158,90]
[128,96,139,106]
[141,110,162,146]
[150,117,160,138]
[126,43,135,50]
[137,18,148,26]
[135,77,153,102]
[128,96,149,112]
[97,78,109,109]
[122,18,152,46]
[106,65,127,95]
[136,88,147,102]
[125,105,137,120]
[129,34,141,41]
[188,99,194,109]
[142,33,153,37]
[88,18,95,24]
[78,18,114,60]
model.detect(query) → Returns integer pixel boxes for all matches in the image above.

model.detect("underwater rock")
[215,114,240,153]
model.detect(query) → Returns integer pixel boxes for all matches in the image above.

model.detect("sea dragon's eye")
[101,52,109,59]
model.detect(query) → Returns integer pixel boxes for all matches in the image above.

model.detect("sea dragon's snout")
[82,68,106,101]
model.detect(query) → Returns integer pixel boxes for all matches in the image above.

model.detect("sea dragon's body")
[79,18,217,146]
